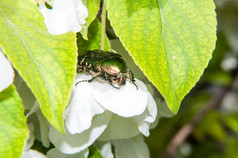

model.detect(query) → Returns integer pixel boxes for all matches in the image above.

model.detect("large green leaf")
[81,0,101,40]
[0,85,28,158]
[0,0,77,132]
[107,0,217,113]
[77,19,110,55]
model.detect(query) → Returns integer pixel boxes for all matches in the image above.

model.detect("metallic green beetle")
[76,50,137,89]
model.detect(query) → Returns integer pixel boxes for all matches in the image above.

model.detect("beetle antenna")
[75,77,97,86]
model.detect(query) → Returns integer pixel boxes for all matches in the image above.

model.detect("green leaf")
[107,0,217,113]
[81,0,101,40]
[77,19,110,55]
[0,85,28,158]
[225,138,238,157]
[88,145,103,158]
[196,111,225,141]
[0,0,77,133]
[224,114,238,134]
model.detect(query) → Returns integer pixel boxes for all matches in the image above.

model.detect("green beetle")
[77,50,137,89]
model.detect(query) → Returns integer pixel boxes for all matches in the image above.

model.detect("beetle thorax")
[102,65,121,75]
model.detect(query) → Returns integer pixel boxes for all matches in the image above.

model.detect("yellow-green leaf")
[0,0,77,133]
[0,85,28,158]
[107,0,217,113]
[81,0,101,40]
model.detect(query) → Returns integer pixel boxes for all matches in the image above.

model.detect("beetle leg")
[88,70,103,78]
[117,73,125,86]
[87,71,105,83]
[80,55,87,65]
[75,80,86,86]
[126,69,138,90]
[105,74,120,89]
[90,71,110,83]
[85,64,92,69]
[87,77,97,82]
[109,81,120,89]
[131,81,138,90]
[83,65,90,72]
[77,65,83,72]
[75,76,98,86]
[76,71,107,86]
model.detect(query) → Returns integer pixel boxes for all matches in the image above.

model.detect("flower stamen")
[106,110,112,120]
[132,136,137,142]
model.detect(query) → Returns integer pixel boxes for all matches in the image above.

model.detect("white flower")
[49,73,157,154]
[0,51,14,92]
[39,0,88,35]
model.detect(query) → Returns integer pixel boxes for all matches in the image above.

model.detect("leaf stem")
[100,0,106,51]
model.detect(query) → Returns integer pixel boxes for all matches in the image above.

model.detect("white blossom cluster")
[47,73,157,157]
[23,0,158,157]
[23,72,158,158]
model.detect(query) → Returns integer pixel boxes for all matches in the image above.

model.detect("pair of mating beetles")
[76,50,137,89]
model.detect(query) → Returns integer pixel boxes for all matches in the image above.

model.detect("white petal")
[39,0,88,35]
[145,93,158,122]
[98,116,140,141]
[136,122,150,137]
[92,79,148,117]
[112,135,150,158]
[49,112,111,154]
[0,51,14,92]
[133,93,157,136]
[95,141,113,158]
[22,149,47,158]
[64,74,105,135]
[47,148,89,158]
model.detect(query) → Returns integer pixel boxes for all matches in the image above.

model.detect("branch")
[100,0,107,51]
